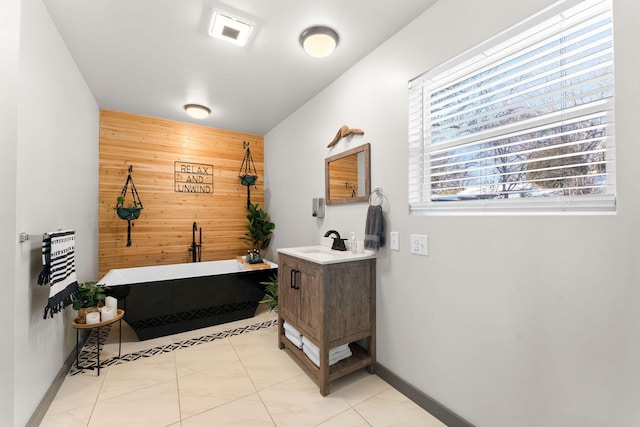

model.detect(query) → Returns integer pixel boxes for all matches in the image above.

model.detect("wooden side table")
[72,309,124,376]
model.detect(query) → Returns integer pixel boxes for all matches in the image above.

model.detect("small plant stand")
[72,309,124,376]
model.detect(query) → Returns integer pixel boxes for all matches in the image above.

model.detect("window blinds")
[409,0,615,215]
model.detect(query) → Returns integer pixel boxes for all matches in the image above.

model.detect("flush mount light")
[299,26,339,58]
[184,104,211,119]
[209,10,255,47]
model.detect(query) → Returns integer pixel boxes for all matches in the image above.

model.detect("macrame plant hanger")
[238,141,258,208]
[115,165,143,247]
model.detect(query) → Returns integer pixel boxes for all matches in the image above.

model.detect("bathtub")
[100,259,277,340]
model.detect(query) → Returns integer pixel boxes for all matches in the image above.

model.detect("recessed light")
[184,104,211,119]
[300,26,339,58]
[209,10,254,47]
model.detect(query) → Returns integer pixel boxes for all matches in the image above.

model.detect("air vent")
[222,26,240,40]
[209,10,254,47]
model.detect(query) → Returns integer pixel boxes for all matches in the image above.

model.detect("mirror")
[325,143,370,205]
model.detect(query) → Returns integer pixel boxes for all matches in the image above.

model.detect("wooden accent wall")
[98,110,264,278]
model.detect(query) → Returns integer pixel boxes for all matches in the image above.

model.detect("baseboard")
[375,362,475,427]
[26,330,89,427]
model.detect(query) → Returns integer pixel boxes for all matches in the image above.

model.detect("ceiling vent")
[209,10,254,47]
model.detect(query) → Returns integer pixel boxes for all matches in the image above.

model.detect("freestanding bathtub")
[99,259,277,340]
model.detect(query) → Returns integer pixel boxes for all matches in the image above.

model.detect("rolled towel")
[302,336,318,353]
[285,330,303,349]
[302,337,353,366]
[303,346,351,367]
[304,348,321,367]
[364,204,385,250]
[283,321,302,338]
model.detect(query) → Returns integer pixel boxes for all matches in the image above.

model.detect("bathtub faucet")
[189,221,202,262]
[324,230,347,251]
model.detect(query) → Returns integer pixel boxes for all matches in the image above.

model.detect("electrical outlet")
[390,231,399,250]
[410,234,428,256]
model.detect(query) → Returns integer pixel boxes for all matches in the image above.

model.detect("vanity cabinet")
[277,252,376,395]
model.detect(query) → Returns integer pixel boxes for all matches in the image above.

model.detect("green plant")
[72,281,108,310]
[259,274,278,311]
[240,202,275,251]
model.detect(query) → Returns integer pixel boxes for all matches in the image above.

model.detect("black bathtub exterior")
[113,268,275,341]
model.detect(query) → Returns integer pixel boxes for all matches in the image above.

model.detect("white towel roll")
[283,321,302,338]
[285,331,303,349]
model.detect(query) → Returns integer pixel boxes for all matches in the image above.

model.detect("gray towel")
[364,205,384,250]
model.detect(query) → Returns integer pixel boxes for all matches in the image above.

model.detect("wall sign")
[174,161,213,193]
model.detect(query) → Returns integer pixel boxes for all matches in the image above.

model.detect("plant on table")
[72,281,108,323]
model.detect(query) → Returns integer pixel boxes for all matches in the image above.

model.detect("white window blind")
[408,0,615,215]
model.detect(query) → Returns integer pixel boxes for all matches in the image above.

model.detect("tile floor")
[40,307,445,426]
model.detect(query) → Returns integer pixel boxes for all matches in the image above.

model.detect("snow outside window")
[408,0,615,215]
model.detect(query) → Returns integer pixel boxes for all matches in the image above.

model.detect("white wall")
[265,0,640,426]
[11,0,99,424]
[0,0,21,423]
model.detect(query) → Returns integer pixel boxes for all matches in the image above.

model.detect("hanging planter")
[238,141,259,207]
[239,174,258,186]
[115,166,143,247]
[116,206,142,221]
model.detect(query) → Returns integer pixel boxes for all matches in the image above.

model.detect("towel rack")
[19,229,63,243]
[19,232,44,243]
[369,187,383,206]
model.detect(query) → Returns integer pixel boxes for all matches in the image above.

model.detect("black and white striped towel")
[38,230,79,318]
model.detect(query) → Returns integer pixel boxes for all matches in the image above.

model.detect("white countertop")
[277,245,376,265]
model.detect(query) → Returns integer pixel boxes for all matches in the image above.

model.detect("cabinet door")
[296,261,322,340]
[325,260,372,343]
[278,255,299,323]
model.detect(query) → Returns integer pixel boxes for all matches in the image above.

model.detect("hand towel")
[302,337,352,367]
[283,321,302,339]
[38,230,79,318]
[303,346,351,367]
[285,330,303,349]
[364,204,384,250]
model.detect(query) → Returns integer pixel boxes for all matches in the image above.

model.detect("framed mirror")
[325,143,370,205]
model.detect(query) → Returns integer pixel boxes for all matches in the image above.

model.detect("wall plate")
[410,234,428,256]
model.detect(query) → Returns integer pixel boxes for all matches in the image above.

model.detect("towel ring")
[369,187,383,206]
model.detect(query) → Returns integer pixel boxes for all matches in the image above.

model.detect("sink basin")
[278,245,376,265]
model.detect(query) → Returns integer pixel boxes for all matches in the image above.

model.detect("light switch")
[390,231,399,251]
[410,234,428,256]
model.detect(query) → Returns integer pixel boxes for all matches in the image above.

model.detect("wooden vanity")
[277,246,376,395]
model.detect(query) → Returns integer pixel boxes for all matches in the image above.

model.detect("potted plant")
[260,274,278,311]
[240,202,275,257]
[115,195,143,221]
[72,281,108,323]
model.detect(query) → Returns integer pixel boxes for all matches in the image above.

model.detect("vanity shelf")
[277,250,376,395]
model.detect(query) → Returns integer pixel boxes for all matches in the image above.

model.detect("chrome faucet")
[324,230,347,251]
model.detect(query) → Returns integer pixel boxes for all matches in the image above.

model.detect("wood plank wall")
[98,110,264,278]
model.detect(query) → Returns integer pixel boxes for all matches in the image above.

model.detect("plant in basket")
[72,281,108,323]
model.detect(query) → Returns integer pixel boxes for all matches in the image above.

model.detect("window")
[408,0,615,215]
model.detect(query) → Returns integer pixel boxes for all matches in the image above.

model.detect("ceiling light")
[300,26,339,58]
[184,104,211,119]
[209,10,254,47]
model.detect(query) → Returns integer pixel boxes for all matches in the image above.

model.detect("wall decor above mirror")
[325,143,370,205]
